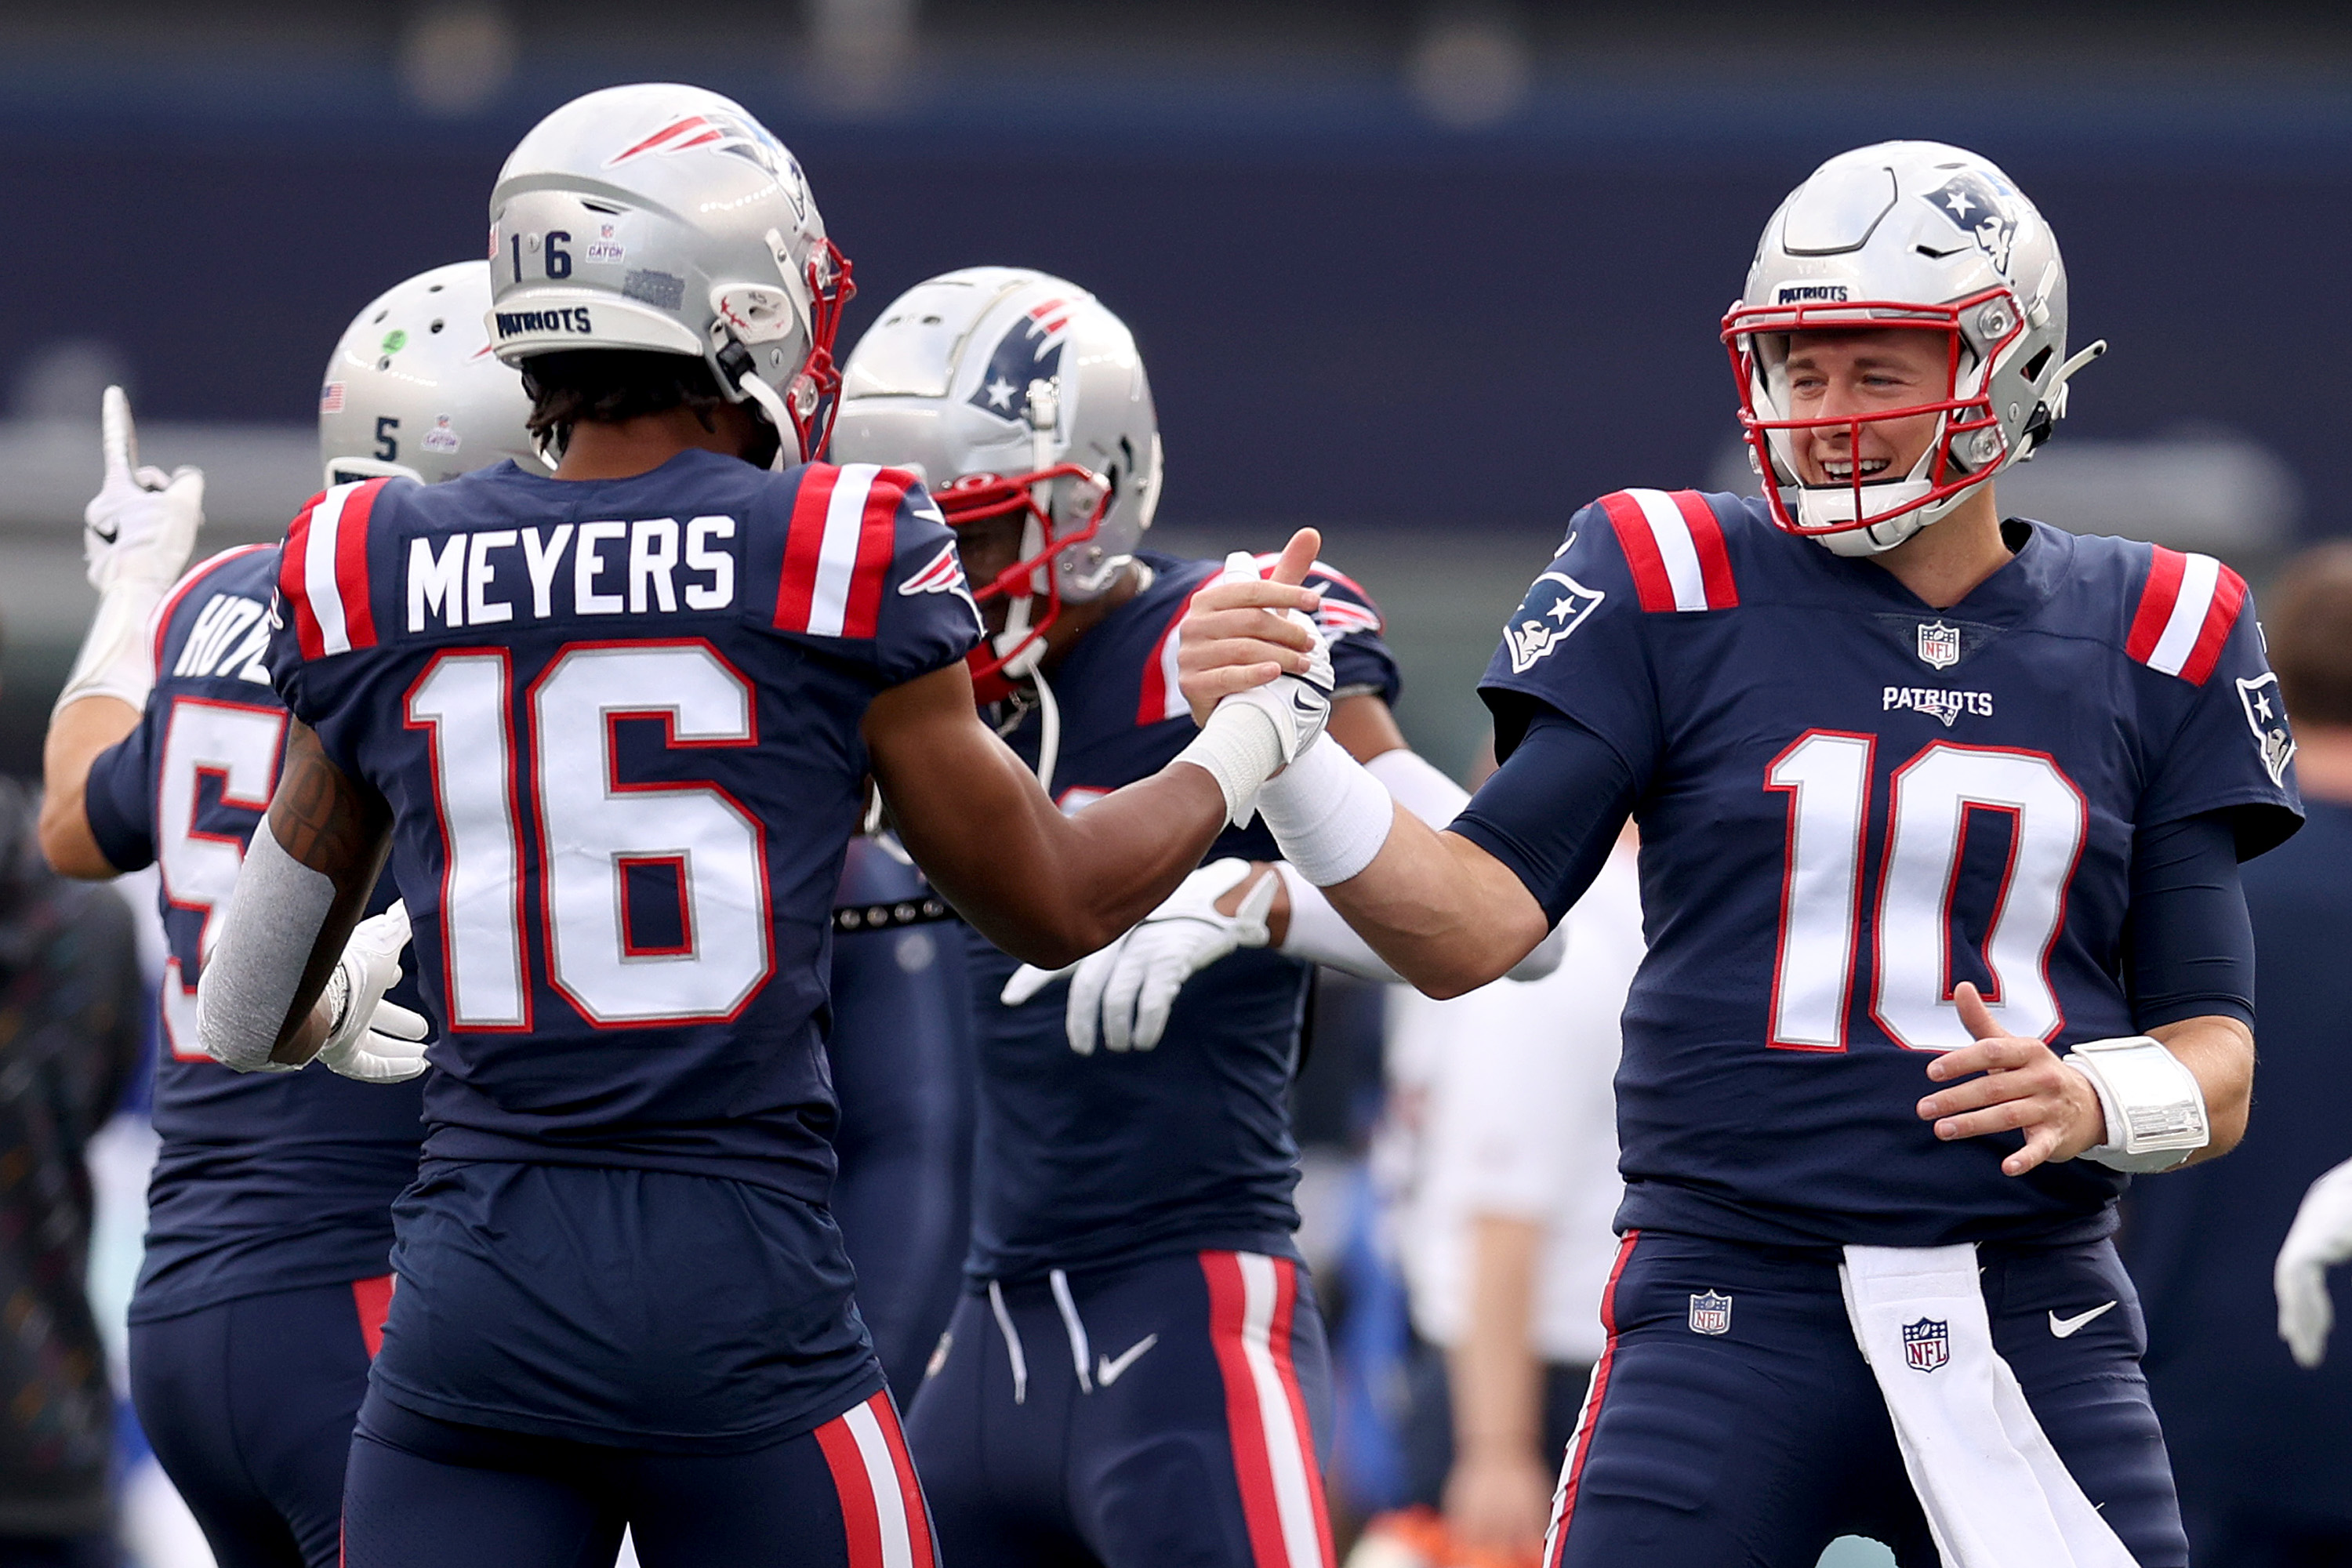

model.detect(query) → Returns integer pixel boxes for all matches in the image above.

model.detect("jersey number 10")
[1766,731,2086,1053]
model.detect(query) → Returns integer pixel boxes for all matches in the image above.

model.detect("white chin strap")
[733,370,801,470]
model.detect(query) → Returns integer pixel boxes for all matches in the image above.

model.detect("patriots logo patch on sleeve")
[1501,569,1606,673]
[898,541,984,629]
[2237,671,2296,786]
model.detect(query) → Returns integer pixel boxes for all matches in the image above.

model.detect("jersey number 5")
[1766,731,2085,1052]
[405,641,773,1031]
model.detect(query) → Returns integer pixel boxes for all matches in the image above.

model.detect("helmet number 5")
[1766,731,2085,1052]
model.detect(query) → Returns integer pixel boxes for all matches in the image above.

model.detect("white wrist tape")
[53,581,165,717]
[1258,735,1396,887]
[195,825,337,1073]
[1173,700,1287,827]
[1271,862,1403,981]
[2064,1035,2209,1174]
[1363,746,1470,829]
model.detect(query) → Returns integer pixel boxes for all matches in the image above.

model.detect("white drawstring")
[1048,1269,1094,1395]
[988,1280,1028,1406]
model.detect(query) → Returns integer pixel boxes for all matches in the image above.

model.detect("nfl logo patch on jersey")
[1916,620,1962,670]
[1903,1316,1951,1373]
[1687,1290,1732,1336]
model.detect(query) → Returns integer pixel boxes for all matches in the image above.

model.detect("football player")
[825,829,975,1396]
[191,85,1327,1568]
[35,259,535,1568]
[828,266,1547,1568]
[1181,142,2299,1567]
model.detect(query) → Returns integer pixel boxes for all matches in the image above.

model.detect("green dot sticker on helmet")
[380,328,409,355]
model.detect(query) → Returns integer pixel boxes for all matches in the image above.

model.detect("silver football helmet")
[1723,140,2105,556]
[831,267,1161,693]
[319,261,538,486]
[485,82,852,464]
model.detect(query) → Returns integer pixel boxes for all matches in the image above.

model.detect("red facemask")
[782,238,855,463]
[1720,285,2023,539]
[935,465,1112,704]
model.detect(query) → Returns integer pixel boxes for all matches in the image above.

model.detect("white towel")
[1838,1243,2139,1568]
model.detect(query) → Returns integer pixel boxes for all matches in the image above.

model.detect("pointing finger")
[100,385,136,487]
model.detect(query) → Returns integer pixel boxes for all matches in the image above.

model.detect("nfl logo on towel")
[1687,1290,1732,1336]
[1903,1316,1951,1373]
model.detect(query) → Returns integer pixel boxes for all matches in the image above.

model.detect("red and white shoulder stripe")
[151,543,275,671]
[1595,489,1738,613]
[2125,545,2246,686]
[812,1390,936,1568]
[776,463,914,640]
[279,480,390,659]
[1202,1250,1337,1568]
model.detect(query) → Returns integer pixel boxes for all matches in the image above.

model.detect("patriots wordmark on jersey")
[1484,489,2299,1250]
[80,543,425,1321]
[966,552,1400,1283]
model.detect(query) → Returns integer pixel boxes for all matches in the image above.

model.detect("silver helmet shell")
[485,83,851,463]
[831,267,1162,604]
[319,260,537,486]
[1724,140,2094,557]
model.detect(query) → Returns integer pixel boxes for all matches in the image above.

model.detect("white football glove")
[1001,858,1279,1055]
[2277,1156,2352,1369]
[84,386,204,595]
[1173,554,1337,826]
[313,900,433,1084]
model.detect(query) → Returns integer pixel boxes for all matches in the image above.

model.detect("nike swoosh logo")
[1096,1333,1159,1387]
[2049,1301,2118,1338]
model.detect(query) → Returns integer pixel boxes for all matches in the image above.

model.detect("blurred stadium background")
[2,5,2346,1564]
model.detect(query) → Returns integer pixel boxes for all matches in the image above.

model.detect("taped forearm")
[195,825,336,1072]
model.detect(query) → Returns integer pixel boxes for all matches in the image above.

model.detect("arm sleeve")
[81,726,157,873]
[2126,810,2256,1032]
[1449,706,1639,927]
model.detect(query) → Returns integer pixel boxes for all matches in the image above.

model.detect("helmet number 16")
[1765,731,2086,1053]
[509,231,572,282]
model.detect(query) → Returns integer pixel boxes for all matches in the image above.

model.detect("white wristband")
[54,580,166,717]
[1258,735,1396,886]
[1173,699,1286,828]
[2063,1034,2209,1174]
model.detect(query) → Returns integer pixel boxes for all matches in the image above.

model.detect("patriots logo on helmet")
[1923,172,2017,274]
[968,299,1073,424]
[605,113,793,187]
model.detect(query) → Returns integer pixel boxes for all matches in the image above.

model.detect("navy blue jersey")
[80,543,426,1323]
[263,452,980,1199]
[965,551,1400,1281]
[1476,491,2299,1250]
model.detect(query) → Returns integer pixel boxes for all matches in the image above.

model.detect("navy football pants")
[909,1249,1335,1568]
[343,1388,935,1568]
[129,1277,393,1568]
[1541,1231,2188,1568]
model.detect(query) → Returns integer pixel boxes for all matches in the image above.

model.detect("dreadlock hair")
[520,349,777,466]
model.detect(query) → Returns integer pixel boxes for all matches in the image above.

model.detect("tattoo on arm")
[270,724,389,874]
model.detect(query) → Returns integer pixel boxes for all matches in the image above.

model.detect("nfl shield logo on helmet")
[1687,1290,1732,1336]
[1916,620,1962,670]
[1903,1317,1951,1373]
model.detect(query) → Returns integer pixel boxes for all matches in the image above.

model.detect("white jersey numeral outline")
[408,640,773,1030]
[155,698,287,1062]
[1768,733,2086,1052]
